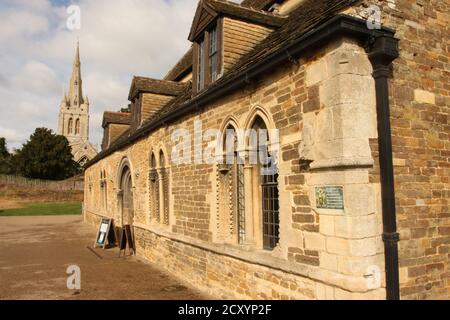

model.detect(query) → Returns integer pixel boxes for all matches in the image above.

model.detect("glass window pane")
[198,39,205,91]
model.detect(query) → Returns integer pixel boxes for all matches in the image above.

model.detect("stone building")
[58,43,98,166]
[84,0,449,300]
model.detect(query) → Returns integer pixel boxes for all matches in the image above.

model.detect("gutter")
[86,14,400,300]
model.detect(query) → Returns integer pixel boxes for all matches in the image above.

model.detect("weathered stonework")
[85,37,389,300]
[344,0,450,300]
[84,0,449,300]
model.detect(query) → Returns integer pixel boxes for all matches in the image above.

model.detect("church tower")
[58,42,97,166]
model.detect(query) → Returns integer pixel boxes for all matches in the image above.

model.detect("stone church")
[83,0,449,300]
[58,43,97,166]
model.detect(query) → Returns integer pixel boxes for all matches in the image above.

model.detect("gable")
[72,141,98,163]
[188,1,218,41]
[188,0,285,42]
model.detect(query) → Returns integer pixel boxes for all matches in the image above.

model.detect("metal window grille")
[262,164,280,250]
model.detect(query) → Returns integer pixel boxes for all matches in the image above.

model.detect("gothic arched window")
[100,170,107,210]
[216,123,246,245]
[75,119,80,135]
[251,116,279,250]
[68,118,73,134]
[149,153,160,223]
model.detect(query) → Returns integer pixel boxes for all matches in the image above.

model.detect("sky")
[0,0,240,151]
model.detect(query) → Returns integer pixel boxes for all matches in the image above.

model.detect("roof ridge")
[209,0,286,17]
[164,47,193,81]
[104,111,130,115]
[129,76,189,100]
[133,75,188,85]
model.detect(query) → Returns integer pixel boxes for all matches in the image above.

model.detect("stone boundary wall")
[0,175,84,191]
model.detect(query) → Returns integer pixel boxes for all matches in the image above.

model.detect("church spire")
[68,41,83,107]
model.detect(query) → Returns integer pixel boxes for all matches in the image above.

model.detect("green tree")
[0,137,9,158]
[0,137,12,174]
[14,128,80,180]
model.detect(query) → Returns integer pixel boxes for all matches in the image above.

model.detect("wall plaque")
[316,186,344,210]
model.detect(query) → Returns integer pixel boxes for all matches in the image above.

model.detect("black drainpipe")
[367,35,400,300]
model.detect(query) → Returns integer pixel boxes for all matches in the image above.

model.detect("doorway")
[120,166,134,226]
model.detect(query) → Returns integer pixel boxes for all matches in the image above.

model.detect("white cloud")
[0,0,199,151]
[0,9,50,40]
[13,60,61,95]
[0,126,27,148]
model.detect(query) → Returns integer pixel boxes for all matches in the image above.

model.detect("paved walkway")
[0,215,208,300]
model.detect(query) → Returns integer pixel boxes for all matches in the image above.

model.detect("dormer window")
[209,25,218,82]
[188,0,284,95]
[197,37,206,91]
[193,21,222,93]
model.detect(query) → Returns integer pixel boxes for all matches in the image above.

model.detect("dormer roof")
[128,76,189,101]
[164,47,193,82]
[188,0,285,41]
[240,0,278,10]
[102,112,131,128]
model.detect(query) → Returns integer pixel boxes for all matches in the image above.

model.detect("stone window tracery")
[159,151,170,226]
[68,118,73,134]
[100,170,107,211]
[217,124,246,244]
[75,119,80,135]
[149,153,160,223]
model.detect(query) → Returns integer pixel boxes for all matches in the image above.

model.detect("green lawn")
[0,202,82,216]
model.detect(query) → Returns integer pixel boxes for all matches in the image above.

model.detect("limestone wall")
[84,37,389,299]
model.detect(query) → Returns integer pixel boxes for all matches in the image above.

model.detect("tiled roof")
[164,1,281,83]
[128,76,189,100]
[188,0,285,41]
[221,0,358,81]
[102,112,131,128]
[240,0,277,10]
[206,0,286,27]
[164,47,193,81]
[157,0,359,120]
[88,0,365,167]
